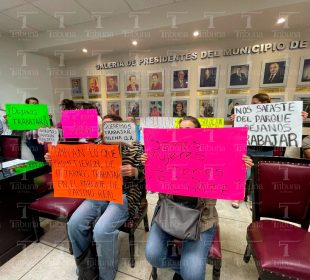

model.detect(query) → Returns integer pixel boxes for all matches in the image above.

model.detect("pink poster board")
[144,127,248,200]
[61,109,98,138]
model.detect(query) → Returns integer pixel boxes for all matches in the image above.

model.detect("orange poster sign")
[49,144,123,204]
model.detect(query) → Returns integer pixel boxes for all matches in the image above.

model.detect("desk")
[0,159,51,266]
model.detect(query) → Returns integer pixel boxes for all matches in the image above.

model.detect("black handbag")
[152,198,202,240]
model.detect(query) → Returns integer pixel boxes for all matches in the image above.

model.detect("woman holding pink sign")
[143,116,253,280]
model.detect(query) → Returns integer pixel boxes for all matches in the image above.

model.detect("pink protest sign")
[61,109,98,138]
[144,127,248,200]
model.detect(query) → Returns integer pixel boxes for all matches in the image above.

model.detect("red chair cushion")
[247,220,310,279]
[29,197,84,218]
[208,225,221,260]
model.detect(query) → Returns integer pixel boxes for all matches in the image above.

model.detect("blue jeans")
[145,223,215,280]
[68,195,129,280]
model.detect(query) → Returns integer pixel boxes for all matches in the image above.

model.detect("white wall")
[0,37,55,111]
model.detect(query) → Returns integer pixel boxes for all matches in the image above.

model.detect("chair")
[29,193,84,254]
[0,135,21,158]
[119,192,150,268]
[243,156,310,280]
[151,224,222,280]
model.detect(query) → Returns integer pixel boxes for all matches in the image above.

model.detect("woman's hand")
[230,114,235,122]
[140,153,148,166]
[302,111,308,120]
[242,155,254,168]
[44,153,52,166]
[120,165,137,177]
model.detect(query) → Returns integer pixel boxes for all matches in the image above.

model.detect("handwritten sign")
[103,122,136,146]
[140,117,174,144]
[234,101,303,147]
[61,109,98,138]
[38,127,59,145]
[144,127,248,200]
[174,118,224,128]
[49,144,123,203]
[5,104,50,130]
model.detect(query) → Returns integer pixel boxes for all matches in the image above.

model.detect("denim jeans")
[145,223,215,280]
[68,195,129,280]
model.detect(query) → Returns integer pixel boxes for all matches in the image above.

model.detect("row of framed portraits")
[70,57,310,98]
[78,94,310,122]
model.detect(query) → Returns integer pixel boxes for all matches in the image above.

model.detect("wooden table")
[0,159,51,266]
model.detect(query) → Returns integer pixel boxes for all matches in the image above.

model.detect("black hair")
[25,97,39,104]
[179,116,201,128]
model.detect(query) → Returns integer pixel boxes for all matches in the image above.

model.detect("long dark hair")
[179,116,201,128]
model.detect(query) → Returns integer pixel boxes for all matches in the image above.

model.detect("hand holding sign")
[234,101,303,147]
[144,127,248,200]
[6,104,50,130]
[61,109,98,139]
[49,144,123,203]
[38,127,59,146]
[103,122,136,146]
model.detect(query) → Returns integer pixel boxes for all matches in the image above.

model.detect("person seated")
[143,116,253,280]
[45,114,145,280]
[302,135,310,158]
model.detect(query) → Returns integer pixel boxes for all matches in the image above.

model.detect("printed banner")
[234,101,303,147]
[38,127,59,145]
[61,109,98,138]
[49,144,123,203]
[6,104,50,130]
[103,122,136,146]
[144,127,248,200]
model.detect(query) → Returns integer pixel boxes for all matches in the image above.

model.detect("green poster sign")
[14,161,45,174]
[6,104,50,130]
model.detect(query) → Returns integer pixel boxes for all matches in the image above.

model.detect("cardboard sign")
[234,101,303,147]
[144,127,248,200]
[49,144,123,203]
[139,117,174,144]
[38,127,59,145]
[174,118,224,128]
[61,109,98,138]
[6,104,50,130]
[103,122,136,146]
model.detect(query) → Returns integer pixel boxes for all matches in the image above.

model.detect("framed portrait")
[226,97,248,118]
[70,77,83,97]
[147,100,164,117]
[297,57,310,85]
[89,101,103,116]
[171,69,190,91]
[147,70,164,92]
[270,95,285,103]
[198,66,219,89]
[107,100,121,117]
[172,99,188,117]
[87,76,101,98]
[294,94,310,122]
[197,97,217,118]
[227,64,250,88]
[126,100,142,118]
[105,74,120,94]
[125,72,141,94]
[260,58,289,87]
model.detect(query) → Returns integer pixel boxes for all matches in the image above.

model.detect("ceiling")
[1,0,310,61]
